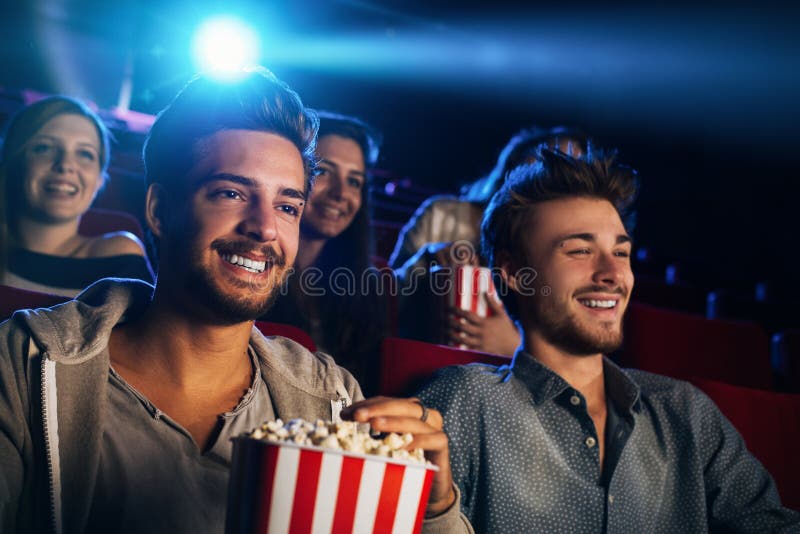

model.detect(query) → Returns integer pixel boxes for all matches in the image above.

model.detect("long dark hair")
[311,111,381,279]
[266,112,387,392]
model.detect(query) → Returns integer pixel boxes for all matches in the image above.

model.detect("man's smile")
[219,252,267,274]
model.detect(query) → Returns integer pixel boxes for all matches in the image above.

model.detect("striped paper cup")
[226,437,438,534]
[450,266,496,349]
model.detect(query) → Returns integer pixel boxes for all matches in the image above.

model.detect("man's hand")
[340,397,456,517]
[448,294,520,356]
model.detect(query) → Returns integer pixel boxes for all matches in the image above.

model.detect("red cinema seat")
[254,321,316,352]
[79,208,145,240]
[0,285,70,322]
[379,337,512,397]
[689,377,800,511]
[620,302,773,390]
[772,330,800,393]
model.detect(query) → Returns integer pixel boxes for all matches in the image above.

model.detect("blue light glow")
[191,16,260,80]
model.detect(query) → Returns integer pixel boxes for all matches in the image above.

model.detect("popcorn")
[246,418,427,464]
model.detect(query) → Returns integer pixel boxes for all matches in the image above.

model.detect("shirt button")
[608,494,615,504]
[585,436,597,448]
[570,395,581,406]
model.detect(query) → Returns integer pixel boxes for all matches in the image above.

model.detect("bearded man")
[417,149,799,533]
[0,69,468,534]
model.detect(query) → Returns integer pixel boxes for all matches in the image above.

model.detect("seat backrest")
[689,377,800,511]
[0,285,70,322]
[379,336,511,396]
[254,321,316,352]
[631,276,708,315]
[620,302,773,389]
[772,329,800,393]
[79,208,144,240]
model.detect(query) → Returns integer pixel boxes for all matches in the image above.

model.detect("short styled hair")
[481,148,638,320]
[143,67,318,196]
[317,111,381,168]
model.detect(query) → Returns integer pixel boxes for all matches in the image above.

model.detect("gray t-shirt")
[86,350,273,533]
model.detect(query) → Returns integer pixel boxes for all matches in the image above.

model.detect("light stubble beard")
[170,235,291,325]
[531,288,626,356]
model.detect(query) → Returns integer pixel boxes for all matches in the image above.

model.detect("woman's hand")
[341,396,456,517]
[448,294,520,356]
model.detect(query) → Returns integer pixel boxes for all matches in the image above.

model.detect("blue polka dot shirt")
[417,351,800,533]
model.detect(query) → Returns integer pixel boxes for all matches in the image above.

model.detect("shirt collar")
[510,349,572,405]
[227,346,264,415]
[602,357,642,414]
[511,349,641,413]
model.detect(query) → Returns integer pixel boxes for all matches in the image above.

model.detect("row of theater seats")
[633,275,794,330]
[632,246,796,333]
[618,302,800,393]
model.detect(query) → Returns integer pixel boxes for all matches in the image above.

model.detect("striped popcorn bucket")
[226,437,438,534]
[449,266,496,349]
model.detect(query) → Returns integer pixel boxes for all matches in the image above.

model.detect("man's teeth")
[580,299,617,309]
[221,253,266,273]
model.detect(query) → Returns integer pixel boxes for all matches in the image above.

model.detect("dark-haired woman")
[261,112,387,394]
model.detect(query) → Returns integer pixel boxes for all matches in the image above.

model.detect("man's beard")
[532,288,625,356]
[177,237,290,325]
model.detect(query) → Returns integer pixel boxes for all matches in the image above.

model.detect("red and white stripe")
[237,443,436,534]
[451,266,496,349]
[451,266,494,318]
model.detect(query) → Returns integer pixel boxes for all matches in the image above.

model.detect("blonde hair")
[0,96,111,277]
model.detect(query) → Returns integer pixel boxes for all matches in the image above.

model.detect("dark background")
[1,0,798,293]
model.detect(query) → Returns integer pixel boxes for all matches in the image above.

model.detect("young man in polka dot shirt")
[418,149,799,533]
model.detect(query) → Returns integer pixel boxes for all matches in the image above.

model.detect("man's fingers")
[342,397,442,429]
[367,413,445,437]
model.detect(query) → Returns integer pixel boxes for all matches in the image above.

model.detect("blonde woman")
[0,96,152,296]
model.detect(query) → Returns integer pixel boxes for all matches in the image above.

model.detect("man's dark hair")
[317,111,381,168]
[481,148,638,320]
[143,67,318,196]
[141,67,317,261]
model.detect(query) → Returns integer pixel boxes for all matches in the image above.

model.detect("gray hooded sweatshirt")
[0,279,469,534]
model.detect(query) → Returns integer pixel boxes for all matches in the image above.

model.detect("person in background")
[418,149,799,532]
[390,126,587,356]
[261,112,388,394]
[0,96,153,296]
[0,69,468,533]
